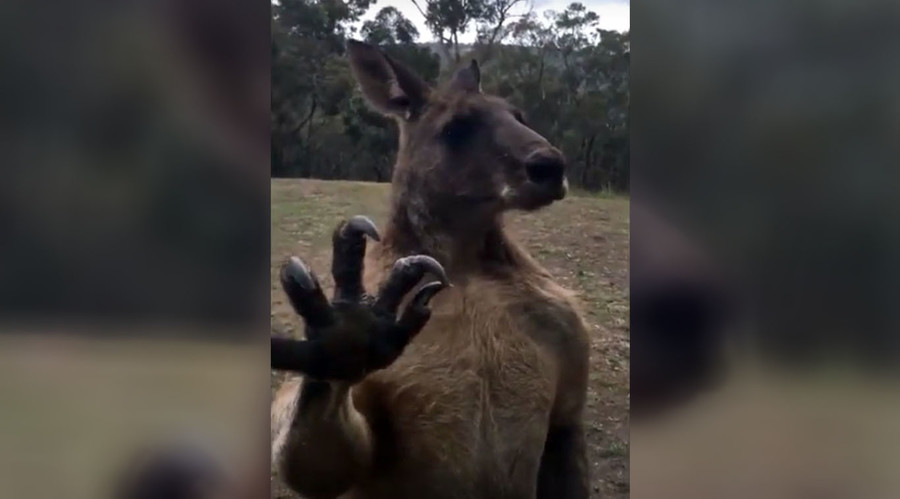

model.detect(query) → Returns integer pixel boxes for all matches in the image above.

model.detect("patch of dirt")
[270,179,629,498]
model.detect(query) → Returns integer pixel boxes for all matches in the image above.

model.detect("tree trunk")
[582,134,596,188]
[304,98,318,172]
[538,49,546,100]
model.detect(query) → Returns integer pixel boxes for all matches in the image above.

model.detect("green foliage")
[271,0,629,192]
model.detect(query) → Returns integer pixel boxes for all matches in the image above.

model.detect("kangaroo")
[271,40,591,499]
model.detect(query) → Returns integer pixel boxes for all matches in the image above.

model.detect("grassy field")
[271,178,630,498]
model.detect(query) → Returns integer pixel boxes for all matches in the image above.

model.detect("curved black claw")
[280,256,334,329]
[374,255,450,314]
[411,281,446,307]
[400,255,449,286]
[391,280,448,349]
[332,216,381,302]
[284,256,316,291]
[341,215,381,242]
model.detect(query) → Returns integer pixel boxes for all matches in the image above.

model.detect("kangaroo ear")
[448,59,481,94]
[346,40,431,118]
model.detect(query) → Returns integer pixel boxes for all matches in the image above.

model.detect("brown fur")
[272,41,590,499]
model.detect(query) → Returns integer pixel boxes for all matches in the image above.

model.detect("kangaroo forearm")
[273,379,373,498]
[537,424,590,499]
[271,213,447,498]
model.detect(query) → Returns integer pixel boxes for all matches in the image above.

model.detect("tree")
[272,2,439,181]
[270,1,629,192]
[481,5,630,190]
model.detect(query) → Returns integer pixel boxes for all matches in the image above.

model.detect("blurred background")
[634,0,900,368]
[0,0,270,497]
[0,0,269,327]
[631,0,900,497]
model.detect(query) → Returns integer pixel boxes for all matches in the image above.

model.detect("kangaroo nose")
[524,149,566,185]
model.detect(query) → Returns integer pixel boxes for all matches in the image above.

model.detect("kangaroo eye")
[441,114,480,148]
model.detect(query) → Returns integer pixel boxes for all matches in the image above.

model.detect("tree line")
[272,0,629,192]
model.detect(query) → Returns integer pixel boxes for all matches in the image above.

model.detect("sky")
[358,0,630,43]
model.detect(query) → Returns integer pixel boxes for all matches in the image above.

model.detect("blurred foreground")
[632,363,900,498]
[0,334,268,499]
[632,0,900,496]
[0,1,269,498]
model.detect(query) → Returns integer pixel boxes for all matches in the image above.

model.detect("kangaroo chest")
[352,278,578,497]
